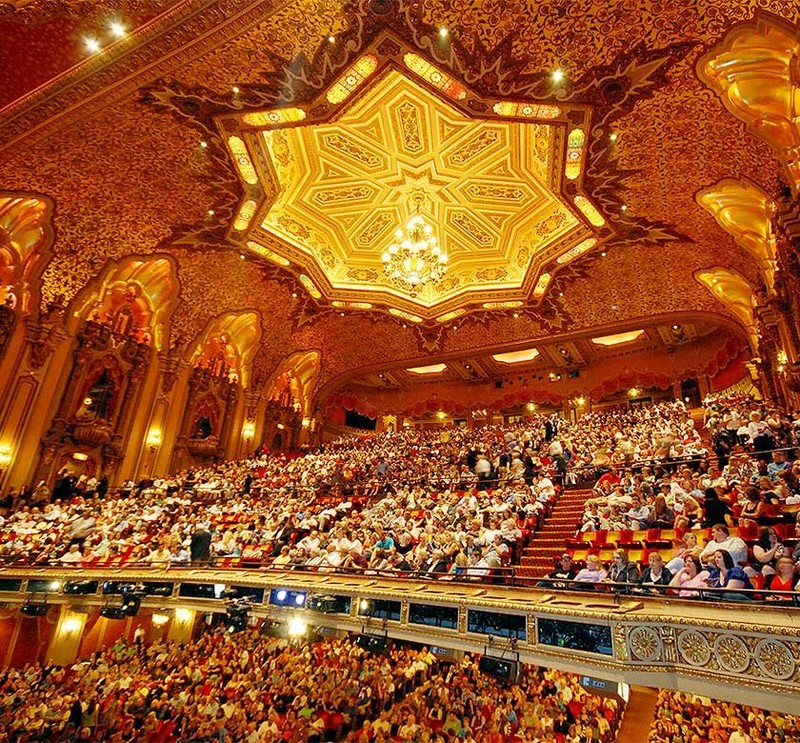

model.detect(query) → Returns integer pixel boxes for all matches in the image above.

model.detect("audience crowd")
[0,628,620,743]
[648,688,799,742]
[0,396,798,598]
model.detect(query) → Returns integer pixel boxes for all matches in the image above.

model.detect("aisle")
[616,686,658,743]
[518,488,593,577]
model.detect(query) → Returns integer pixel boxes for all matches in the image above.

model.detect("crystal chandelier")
[381,210,447,295]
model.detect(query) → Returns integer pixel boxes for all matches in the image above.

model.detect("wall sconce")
[301,417,310,428]
[151,612,170,626]
[436,411,447,419]
[72,452,88,462]
[242,420,256,440]
[575,396,586,407]
[174,608,194,624]
[628,387,639,397]
[146,428,162,452]
[62,616,83,635]
[0,444,12,468]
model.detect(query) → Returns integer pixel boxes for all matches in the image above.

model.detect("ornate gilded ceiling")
[0,0,799,398]
[245,65,595,316]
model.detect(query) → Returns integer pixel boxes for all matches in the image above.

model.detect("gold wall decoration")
[69,256,180,352]
[696,178,777,293]
[0,192,54,316]
[695,267,758,351]
[190,311,261,388]
[698,13,800,194]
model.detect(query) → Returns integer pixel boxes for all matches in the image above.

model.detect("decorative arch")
[69,255,180,351]
[265,349,321,418]
[695,268,758,352]
[188,310,261,387]
[0,191,55,317]
[696,178,777,293]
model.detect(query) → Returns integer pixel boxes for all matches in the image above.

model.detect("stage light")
[64,580,98,595]
[287,617,307,636]
[270,589,306,607]
[100,606,127,620]
[21,602,48,617]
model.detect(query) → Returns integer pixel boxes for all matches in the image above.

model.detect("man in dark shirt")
[539,554,577,589]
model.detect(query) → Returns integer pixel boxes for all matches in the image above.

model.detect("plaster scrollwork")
[613,624,628,661]
[754,638,795,681]
[677,629,712,667]
[713,633,751,674]
[628,626,662,663]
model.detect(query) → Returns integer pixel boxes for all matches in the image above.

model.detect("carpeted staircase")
[518,488,594,578]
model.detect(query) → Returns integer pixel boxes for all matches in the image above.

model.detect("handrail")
[534,576,800,605]
[0,557,523,586]
[5,557,800,603]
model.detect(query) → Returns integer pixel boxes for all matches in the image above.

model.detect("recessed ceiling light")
[110,22,126,38]
[601,251,606,257]
[239,254,245,260]
[551,69,565,83]
[609,132,618,142]
[200,140,208,148]
[85,38,101,53]
[328,35,336,43]
[439,27,449,38]
[232,86,240,94]
[621,204,628,212]
[207,209,214,216]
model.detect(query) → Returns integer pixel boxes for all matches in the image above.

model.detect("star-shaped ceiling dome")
[224,48,608,323]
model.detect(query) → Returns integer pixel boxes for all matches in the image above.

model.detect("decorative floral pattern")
[629,626,662,662]
[678,629,712,667]
[713,633,751,674]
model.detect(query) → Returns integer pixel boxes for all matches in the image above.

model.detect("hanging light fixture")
[381,203,447,296]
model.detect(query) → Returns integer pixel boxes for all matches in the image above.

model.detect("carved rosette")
[628,626,662,662]
[754,639,795,681]
[677,629,712,667]
[713,633,751,674]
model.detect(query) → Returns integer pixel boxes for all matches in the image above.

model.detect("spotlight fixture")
[85,38,101,53]
[109,21,126,38]
[21,601,48,617]
[64,580,99,595]
[100,606,127,620]
[225,597,252,634]
[270,589,306,607]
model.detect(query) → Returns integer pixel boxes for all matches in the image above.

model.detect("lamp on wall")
[146,428,162,453]
[242,420,256,441]
[0,443,12,475]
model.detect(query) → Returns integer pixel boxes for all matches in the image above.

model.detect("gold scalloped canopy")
[251,68,590,314]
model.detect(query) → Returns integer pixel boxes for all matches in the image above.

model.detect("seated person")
[751,526,791,578]
[636,552,672,593]
[707,549,752,600]
[539,553,577,588]
[699,524,748,568]
[668,556,710,598]
[604,549,640,588]
[574,555,607,584]
[665,532,704,574]
[765,557,797,601]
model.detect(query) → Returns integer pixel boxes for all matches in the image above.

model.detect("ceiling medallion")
[382,196,448,296]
